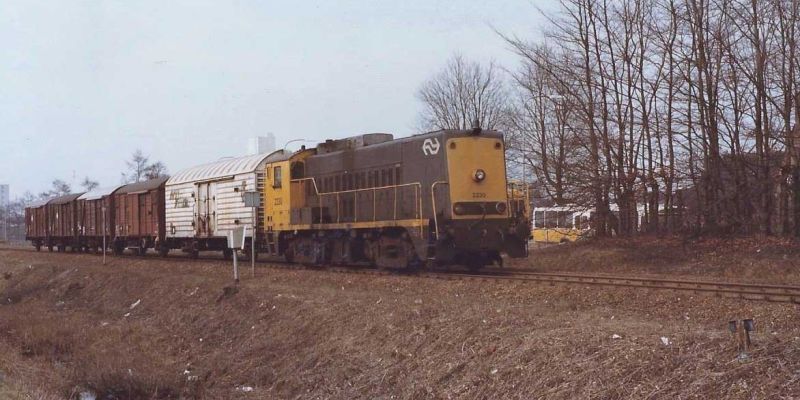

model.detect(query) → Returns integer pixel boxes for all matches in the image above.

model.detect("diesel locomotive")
[262,127,530,269]
[25,128,530,270]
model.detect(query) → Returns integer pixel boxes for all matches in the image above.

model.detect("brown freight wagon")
[46,193,83,252]
[113,177,168,255]
[25,197,51,251]
[77,186,122,252]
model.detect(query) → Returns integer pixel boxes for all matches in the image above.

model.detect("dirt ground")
[1,238,799,399]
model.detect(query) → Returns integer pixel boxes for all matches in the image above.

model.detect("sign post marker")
[243,191,261,278]
[228,226,246,284]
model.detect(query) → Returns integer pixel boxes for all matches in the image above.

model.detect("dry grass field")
[0,237,799,399]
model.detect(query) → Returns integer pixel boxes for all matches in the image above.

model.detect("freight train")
[25,128,530,270]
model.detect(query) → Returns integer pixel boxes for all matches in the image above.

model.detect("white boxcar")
[164,150,287,256]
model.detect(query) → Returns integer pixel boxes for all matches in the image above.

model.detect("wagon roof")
[166,150,289,185]
[49,193,83,205]
[116,177,169,194]
[78,185,124,201]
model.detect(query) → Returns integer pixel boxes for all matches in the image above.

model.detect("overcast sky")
[0,0,554,198]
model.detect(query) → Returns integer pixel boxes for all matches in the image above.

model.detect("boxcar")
[46,193,83,252]
[164,151,283,258]
[77,186,121,252]
[113,177,168,255]
[25,197,51,251]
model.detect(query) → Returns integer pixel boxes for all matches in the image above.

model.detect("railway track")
[3,246,800,303]
[425,268,800,303]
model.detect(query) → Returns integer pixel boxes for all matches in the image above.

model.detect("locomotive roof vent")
[317,133,394,154]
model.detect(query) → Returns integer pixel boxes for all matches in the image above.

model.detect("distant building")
[247,134,276,155]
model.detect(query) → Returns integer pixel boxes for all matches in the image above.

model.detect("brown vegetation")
[0,244,799,398]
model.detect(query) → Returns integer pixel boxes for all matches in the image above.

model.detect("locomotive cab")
[431,131,529,268]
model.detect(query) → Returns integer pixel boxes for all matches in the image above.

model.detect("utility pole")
[102,204,107,265]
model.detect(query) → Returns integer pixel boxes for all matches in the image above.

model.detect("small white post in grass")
[243,191,261,278]
[228,226,246,284]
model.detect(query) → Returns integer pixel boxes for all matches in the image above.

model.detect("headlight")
[473,169,486,182]
[495,202,507,214]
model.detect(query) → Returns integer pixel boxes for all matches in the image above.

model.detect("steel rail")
[423,271,800,303]
[484,268,800,292]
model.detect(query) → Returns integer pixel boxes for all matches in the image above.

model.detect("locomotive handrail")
[289,178,424,228]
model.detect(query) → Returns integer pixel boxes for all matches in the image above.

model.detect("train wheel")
[284,245,295,263]
[48,245,53,252]
[57,245,65,253]
[113,242,124,256]
[158,245,169,258]
[35,243,41,252]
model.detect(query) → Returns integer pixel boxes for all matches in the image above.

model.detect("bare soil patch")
[0,245,799,399]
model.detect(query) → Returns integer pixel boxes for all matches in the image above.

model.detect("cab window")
[290,161,305,179]
[273,166,282,188]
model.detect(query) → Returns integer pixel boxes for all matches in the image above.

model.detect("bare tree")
[39,179,72,198]
[417,54,509,131]
[80,176,99,192]
[2,192,36,240]
[122,150,168,183]
[503,0,800,237]
[144,161,168,180]
[506,45,585,206]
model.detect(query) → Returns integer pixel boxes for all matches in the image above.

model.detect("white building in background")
[247,133,276,155]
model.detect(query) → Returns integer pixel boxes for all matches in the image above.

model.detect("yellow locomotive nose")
[445,137,508,220]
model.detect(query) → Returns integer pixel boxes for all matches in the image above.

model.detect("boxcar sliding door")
[208,182,217,235]
[196,183,211,237]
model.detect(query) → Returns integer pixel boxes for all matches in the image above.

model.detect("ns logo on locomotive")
[25,126,530,271]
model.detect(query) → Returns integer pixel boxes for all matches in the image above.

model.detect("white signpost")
[228,226,246,284]
[243,191,260,277]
